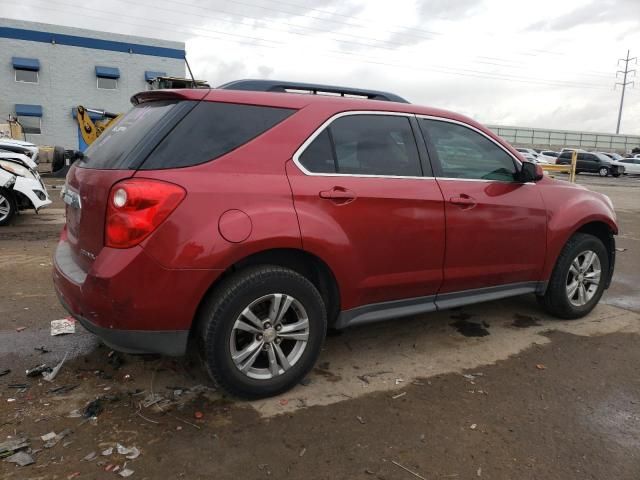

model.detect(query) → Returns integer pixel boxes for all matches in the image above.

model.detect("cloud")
[529,0,640,31]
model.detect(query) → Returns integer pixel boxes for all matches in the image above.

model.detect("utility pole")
[615,50,636,134]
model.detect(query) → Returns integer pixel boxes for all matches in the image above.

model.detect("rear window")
[140,102,295,170]
[79,100,180,170]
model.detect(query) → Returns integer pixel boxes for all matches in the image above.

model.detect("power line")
[615,49,636,134]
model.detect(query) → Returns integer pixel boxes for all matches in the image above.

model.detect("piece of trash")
[391,460,427,480]
[299,447,306,457]
[41,432,57,442]
[395,378,404,385]
[35,346,50,354]
[102,447,114,456]
[26,364,51,377]
[477,467,482,477]
[83,451,97,461]
[51,317,76,336]
[194,411,204,420]
[615,247,626,252]
[0,369,10,376]
[108,351,124,369]
[68,409,82,418]
[84,398,103,418]
[141,393,163,408]
[4,451,35,466]
[117,444,140,460]
[43,352,68,382]
[536,364,546,370]
[279,398,288,406]
[44,429,72,448]
[8,383,28,389]
[470,424,477,430]
[119,468,135,477]
[49,384,79,395]
[67,472,80,479]
[391,392,407,399]
[15,327,26,332]
[0,437,29,457]
[356,416,366,425]
[7,398,16,402]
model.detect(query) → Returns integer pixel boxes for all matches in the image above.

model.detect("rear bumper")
[52,235,221,356]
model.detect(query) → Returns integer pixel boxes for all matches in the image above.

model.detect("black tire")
[199,265,327,399]
[598,167,609,177]
[612,172,621,178]
[0,188,16,226]
[537,233,609,319]
[51,145,66,173]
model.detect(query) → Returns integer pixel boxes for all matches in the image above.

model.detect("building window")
[15,69,38,83]
[97,77,118,90]
[12,57,40,84]
[18,116,42,134]
[15,104,43,135]
[95,66,120,90]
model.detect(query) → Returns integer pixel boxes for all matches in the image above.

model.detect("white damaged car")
[0,149,51,225]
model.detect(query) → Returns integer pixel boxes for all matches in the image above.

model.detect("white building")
[0,18,185,148]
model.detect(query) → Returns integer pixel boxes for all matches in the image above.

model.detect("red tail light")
[105,179,186,248]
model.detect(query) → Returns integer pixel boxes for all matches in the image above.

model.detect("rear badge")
[80,249,96,260]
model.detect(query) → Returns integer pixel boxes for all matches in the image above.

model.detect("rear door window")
[141,102,295,170]
[298,114,423,177]
[79,100,182,170]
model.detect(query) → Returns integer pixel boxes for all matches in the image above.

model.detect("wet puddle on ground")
[512,313,542,328]
[450,313,491,337]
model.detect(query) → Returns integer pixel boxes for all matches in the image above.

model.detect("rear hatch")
[63,98,198,273]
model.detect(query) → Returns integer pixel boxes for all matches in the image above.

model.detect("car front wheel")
[199,265,327,399]
[0,188,16,226]
[598,167,609,177]
[537,233,609,319]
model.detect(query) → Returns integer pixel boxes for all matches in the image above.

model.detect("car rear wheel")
[0,188,16,226]
[598,167,609,177]
[537,233,608,319]
[199,265,327,399]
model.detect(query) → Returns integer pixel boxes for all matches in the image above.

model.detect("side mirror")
[517,161,544,182]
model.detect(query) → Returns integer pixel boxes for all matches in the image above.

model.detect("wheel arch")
[191,248,341,339]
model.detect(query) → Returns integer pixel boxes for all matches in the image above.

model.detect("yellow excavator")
[75,105,120,148]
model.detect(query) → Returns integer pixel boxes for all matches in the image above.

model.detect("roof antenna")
[184,54,197,88]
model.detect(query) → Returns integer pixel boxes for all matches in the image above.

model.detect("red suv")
[53,80,617,398]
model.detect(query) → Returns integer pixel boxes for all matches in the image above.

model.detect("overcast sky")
[3,0,639,134]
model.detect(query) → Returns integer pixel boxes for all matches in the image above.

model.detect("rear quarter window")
[141,102,295,170]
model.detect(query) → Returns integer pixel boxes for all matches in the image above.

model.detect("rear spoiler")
[131,89,209,105]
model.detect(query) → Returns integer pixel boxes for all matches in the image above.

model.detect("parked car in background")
[540,150,559,158]
[614,158,640,175]
[599,152,624,161]
[557,151,624,177]
[53,80,619,398]
[515,148,550,164]
[0,149,51,225]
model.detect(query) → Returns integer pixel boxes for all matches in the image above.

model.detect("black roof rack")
[217,79,409,103]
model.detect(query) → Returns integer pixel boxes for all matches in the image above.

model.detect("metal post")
[616,50,636,135]
[570,150,578,183]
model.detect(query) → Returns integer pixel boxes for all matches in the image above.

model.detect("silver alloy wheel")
[598,167,608,177]
[230,293,310,380]
[566,250,601,307]
[0,193,11,223]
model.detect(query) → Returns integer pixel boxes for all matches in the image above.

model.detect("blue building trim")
[15,104,43,117]
[12,56,40,71]
[0,26,185,59]
[95,66,120,79]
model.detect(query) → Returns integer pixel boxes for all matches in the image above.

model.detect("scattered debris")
[68,409,82,418]
[43,352,68,382]
[279,399,288,406]
[0,369,9,376]
[477,467,482,477]
[299,447,306,457]
[392,392,407,400]
[117,444,140,460]
[194,411,204,419]
[67,472,80,479]
[102,447,114,456]
[4,451,34,466]
[356,416,366,425]
[0,437,28,458]
[51,317,76,336]
[41,432,57,442]
[395,378,404,385]
[119,468,135,477]
[43,429,72,448]
[462,372,484,380]
[15,326,26,332]
[108,351,124,370]
[615,247,626,252]
[49,384,79,395]
[84,398,104,418]
[8,383,28,389]
[26,364,51,377]
[536,364,546,370]
[357,370,393,384]
[470,424,477,430]
[391,460,427,480]
[83,451,97,461]
[34,346,50,354]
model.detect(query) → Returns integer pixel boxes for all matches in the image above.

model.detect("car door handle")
[449,195,476,207]
[319,187,356,203]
